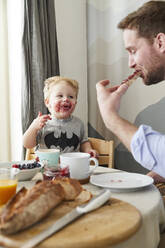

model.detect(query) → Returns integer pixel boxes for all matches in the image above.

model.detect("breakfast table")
[84,168,165,248]
[0,164,165,248]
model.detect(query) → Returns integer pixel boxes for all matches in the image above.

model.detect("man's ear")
[155,33,165,53]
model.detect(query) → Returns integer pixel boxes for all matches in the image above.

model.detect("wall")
[0,0,11,161]
[87,0,165,174]
[54,0,165,174]
[54,0,88,132]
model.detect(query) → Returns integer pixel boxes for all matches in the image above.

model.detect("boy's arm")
[23,122,39,148]
[23,112,51,149]
[80,141,98,158]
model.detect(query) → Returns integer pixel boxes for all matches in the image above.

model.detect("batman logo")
[44,132,79,150]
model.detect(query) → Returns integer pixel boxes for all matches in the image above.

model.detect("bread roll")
[52,178,83,200]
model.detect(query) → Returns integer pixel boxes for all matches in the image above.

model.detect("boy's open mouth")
[61,103,72,112]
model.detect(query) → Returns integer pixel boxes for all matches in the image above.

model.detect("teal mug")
[36,149,60,169]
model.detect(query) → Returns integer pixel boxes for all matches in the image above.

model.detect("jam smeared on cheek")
[55,102,61,112]
[55,102,73,113]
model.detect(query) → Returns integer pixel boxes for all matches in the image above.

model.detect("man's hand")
[96,80,129,128]
[147,171,165,184]
[96,80,138,151]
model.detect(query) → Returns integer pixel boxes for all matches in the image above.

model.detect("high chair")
[88,137,114,168]
[25,147,36,160]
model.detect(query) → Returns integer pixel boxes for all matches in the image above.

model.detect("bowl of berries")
[11,159,43,181]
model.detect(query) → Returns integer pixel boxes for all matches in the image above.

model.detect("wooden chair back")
[25,147,36,160]
[88,137,114,168]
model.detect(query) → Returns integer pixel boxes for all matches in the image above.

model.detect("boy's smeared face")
[46,81,77,119]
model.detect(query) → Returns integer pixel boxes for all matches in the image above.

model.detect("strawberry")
[12,164,19,168]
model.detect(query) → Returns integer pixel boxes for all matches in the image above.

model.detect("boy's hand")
[88,149,99,158]
[32,112,51,131]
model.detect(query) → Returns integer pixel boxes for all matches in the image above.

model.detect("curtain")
[22,0,59,135]
[0,0,23,161]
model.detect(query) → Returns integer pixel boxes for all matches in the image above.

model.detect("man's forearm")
[105,114,138,151]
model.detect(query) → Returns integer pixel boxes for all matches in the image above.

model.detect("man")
[96,1,165,181]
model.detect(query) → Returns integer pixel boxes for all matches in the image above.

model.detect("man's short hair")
[44,76,79,100]
[118,1,165,42]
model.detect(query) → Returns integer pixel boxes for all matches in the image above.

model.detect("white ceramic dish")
[89,166,120,174]
[90,172,154,192]
[0,160,43,181]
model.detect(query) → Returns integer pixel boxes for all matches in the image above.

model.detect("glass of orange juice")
[0,168,18,206]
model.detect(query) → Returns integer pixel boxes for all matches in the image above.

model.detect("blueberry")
[19,164,23,170]
[22,164,26,169]
[36,163,41,168]
[16,161,41,170]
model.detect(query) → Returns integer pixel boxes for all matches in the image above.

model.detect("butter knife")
[22,189,111,248]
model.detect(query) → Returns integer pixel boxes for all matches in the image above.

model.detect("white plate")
[90,172,154,192]
[90,166,120,174]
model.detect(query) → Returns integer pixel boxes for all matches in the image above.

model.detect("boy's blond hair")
[44,76,79,100]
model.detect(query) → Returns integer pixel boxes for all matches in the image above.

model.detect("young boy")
[23,76,98,157]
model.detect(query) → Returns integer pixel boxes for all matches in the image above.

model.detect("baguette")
[0,178,83,235]
[0,187,28,223]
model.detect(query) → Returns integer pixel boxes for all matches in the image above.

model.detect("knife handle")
[77,189,111,214]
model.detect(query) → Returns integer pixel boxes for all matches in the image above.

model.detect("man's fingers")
[110,85,119,93]
[96,80,121,95]
[96,79,129,97]
[96,80,110,89]
[116,83,129,95]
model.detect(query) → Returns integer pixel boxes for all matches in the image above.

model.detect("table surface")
[1,165,165,248]
[84,169,165,248]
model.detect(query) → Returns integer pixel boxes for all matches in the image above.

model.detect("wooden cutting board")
[0,197,141,248]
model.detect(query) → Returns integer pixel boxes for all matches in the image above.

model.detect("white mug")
[60,152,98,180]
